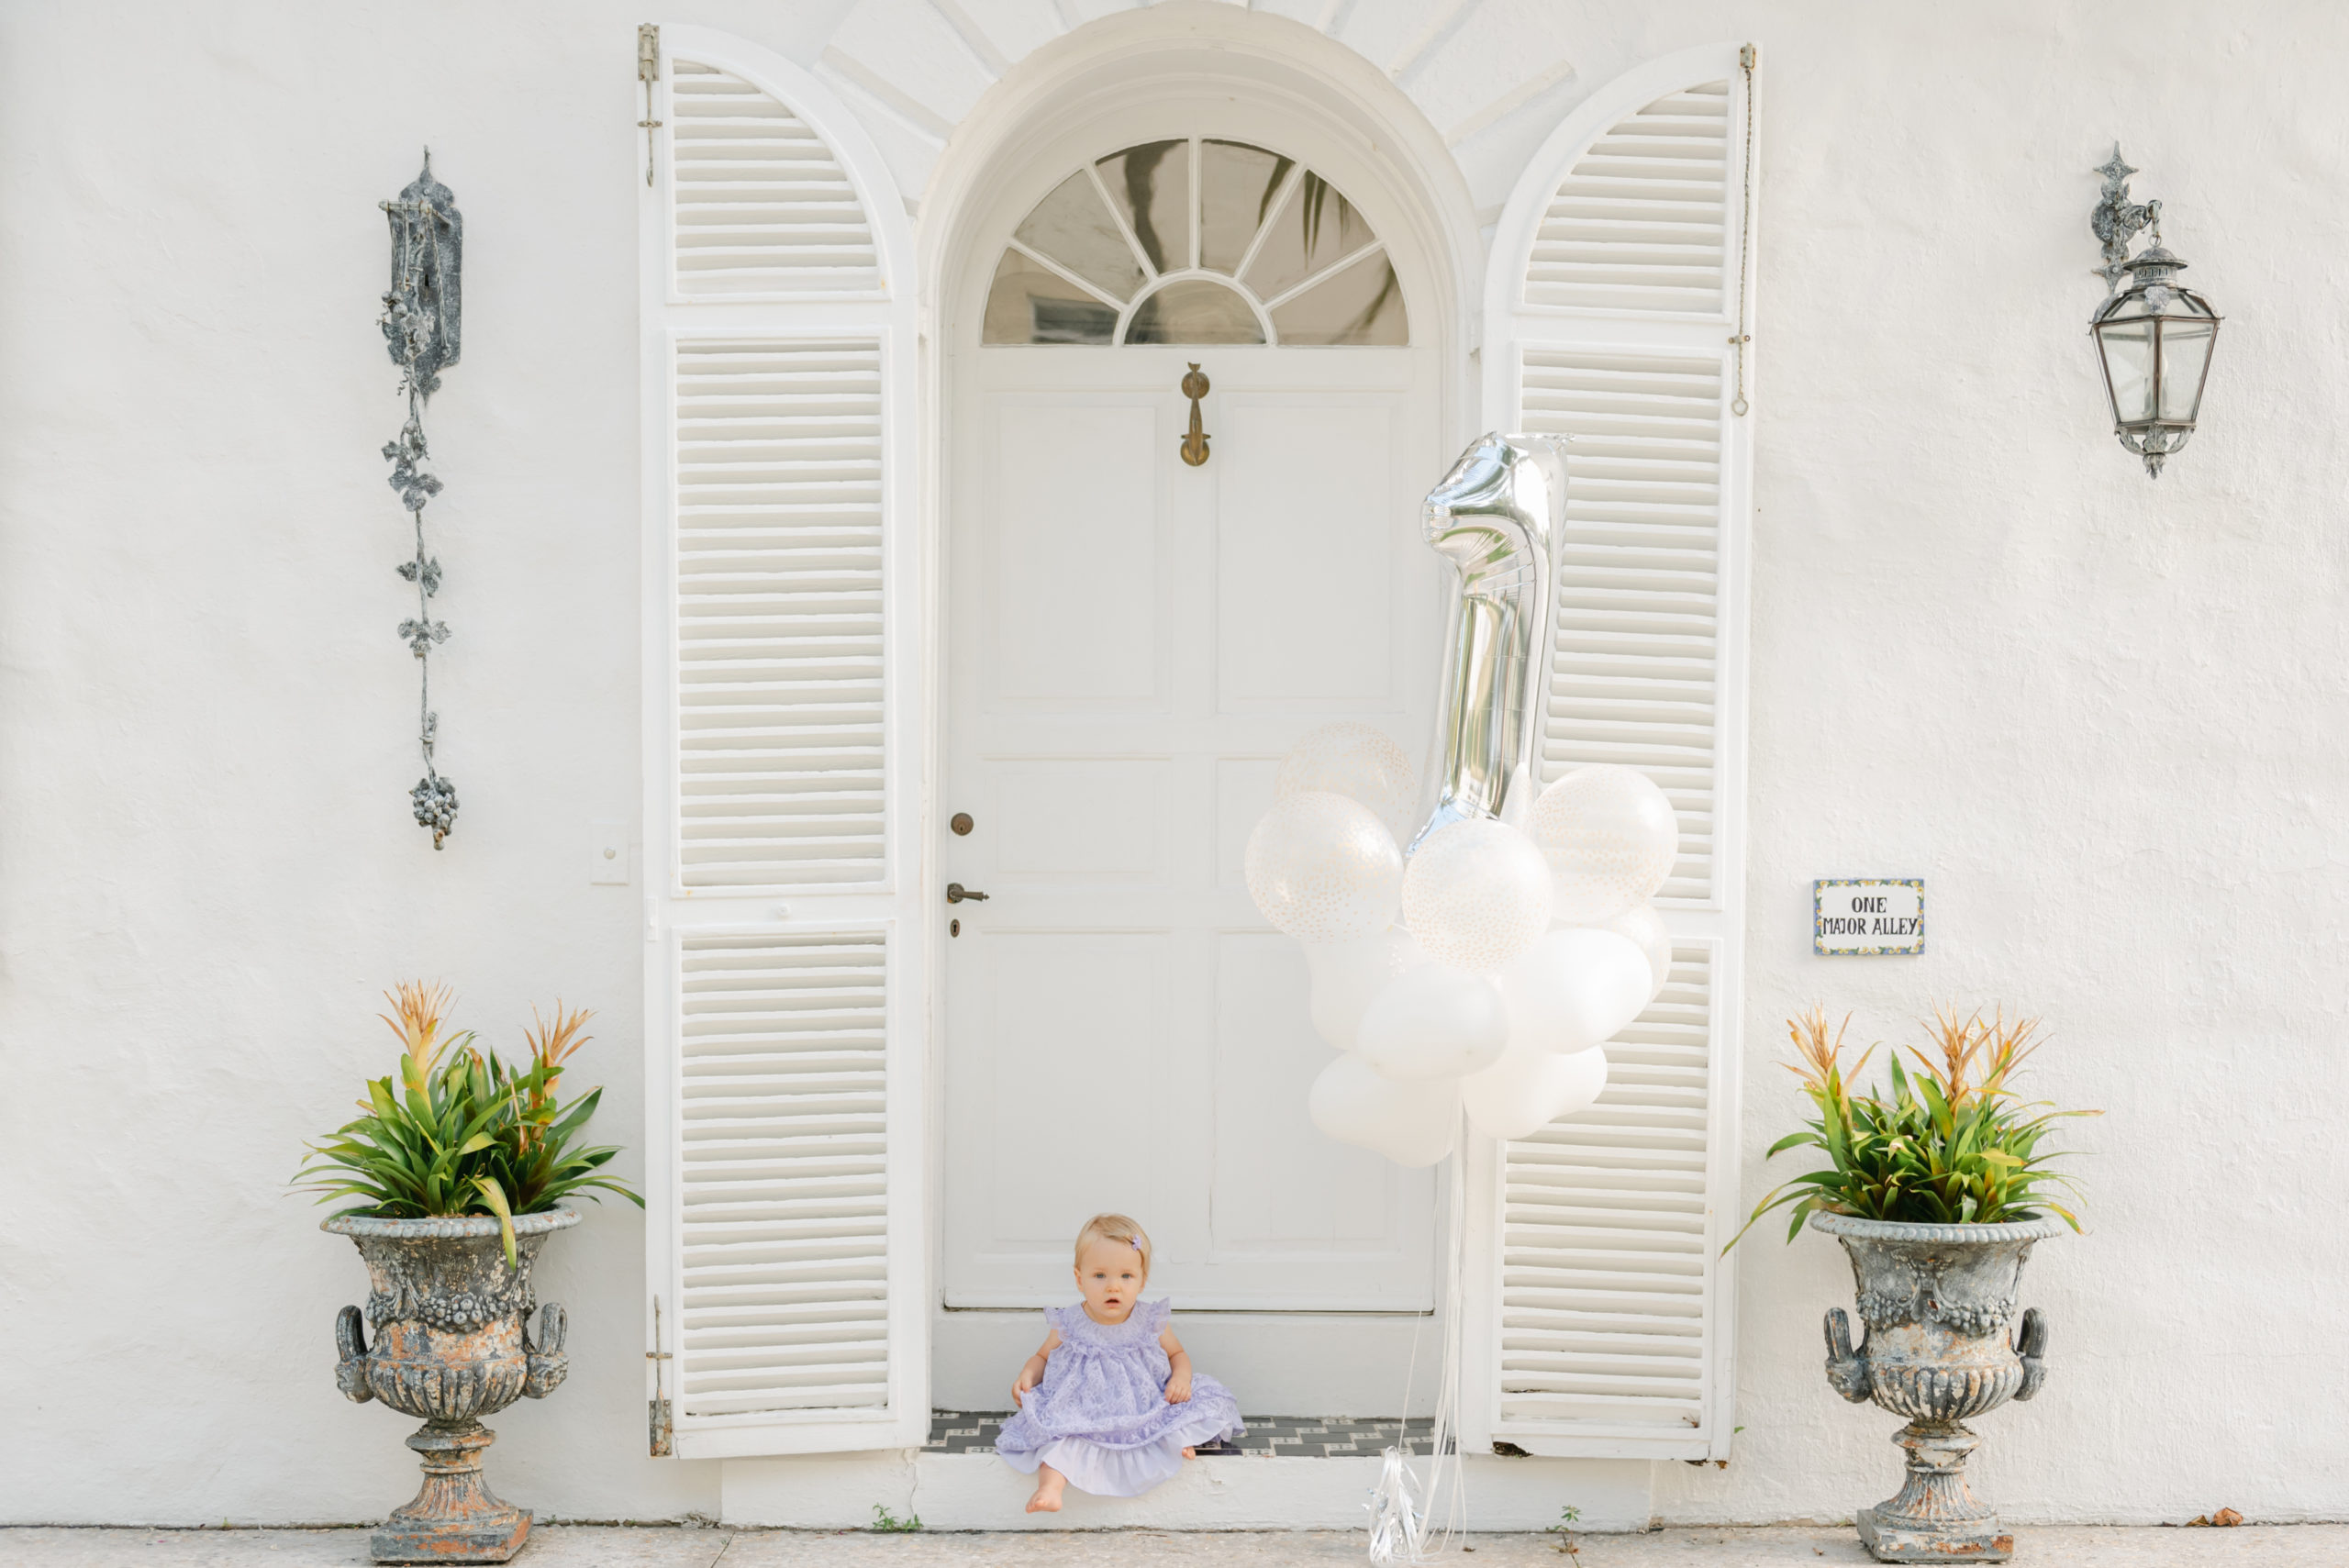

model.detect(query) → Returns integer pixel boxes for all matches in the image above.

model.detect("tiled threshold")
[927,1411,1437,1457]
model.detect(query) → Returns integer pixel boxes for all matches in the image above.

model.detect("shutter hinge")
[648,1293,675,1456]
[638,24,662,189]
[1740,42,1755,70]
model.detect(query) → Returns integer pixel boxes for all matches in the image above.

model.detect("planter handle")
[335,1304,374,1404]
[1823,1307,1872,1403]
[2012,1307,2049,1402]
[523,1302,569,1399]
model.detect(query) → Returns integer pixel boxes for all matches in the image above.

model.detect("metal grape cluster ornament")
[379,151,462,848]
[1244,434,1682,1166]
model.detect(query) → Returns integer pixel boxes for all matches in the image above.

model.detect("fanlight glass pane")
[983,250,1118,344]
[1244,173,1378,301]
[1097,140,1190,273]
[2156,319,2215,423]
[1270,250,1408,346]
[2095,317,2155,424]
[1200,140,1293,274]
[1014,171,1145,303]
[1124,279,1264,344]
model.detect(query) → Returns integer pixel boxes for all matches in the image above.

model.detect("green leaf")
[474,1174,518,1268]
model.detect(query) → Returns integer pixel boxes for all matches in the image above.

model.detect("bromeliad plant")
[295,982,642,1263]
[1727,1006,2097,1249]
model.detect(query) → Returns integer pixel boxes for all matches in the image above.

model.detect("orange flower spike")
[521,1003,596,1117]
[378,980,457,1076]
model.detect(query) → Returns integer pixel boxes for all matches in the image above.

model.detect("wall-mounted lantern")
[2089,147,2220,479]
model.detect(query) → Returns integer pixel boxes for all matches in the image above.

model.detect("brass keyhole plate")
[951,812,974,836]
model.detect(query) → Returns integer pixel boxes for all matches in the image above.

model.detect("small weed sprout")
[1547,1504,1583,1560]
[870,1504,922,1532]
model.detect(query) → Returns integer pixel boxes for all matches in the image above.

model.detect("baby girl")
[995,1213,1244,1512]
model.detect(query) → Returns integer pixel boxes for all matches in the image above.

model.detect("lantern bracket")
[2091,144,2161,295]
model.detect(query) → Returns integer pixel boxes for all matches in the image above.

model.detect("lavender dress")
[996,1298,1243,1496]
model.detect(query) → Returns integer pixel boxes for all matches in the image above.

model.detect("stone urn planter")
[1813,1211,2063,1564]
[327,1209,579,1564]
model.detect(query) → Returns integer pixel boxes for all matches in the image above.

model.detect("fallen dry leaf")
[2215,1507,2243,1527]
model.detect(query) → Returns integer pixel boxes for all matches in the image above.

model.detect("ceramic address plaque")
[1815,878,1924,956]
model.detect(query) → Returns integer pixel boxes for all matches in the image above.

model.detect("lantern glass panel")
[2157,317,2216,423]
[2097,317,2156,425]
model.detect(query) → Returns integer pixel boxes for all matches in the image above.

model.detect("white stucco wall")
[4,0,2346,1530]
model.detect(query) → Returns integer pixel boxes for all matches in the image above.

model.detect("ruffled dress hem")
[1010,1405,1241,1496]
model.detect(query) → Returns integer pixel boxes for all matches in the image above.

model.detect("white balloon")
[1277,722,1419,845]
[1462,1042,1609,1140]
[1308,1052,1460,1167]
[1496,929,1653,1055]
[1355,966,1508,1081]
[1245,792,1403,942]
[1530,765,1679,924]
[1304,929,1428,1050]
[1607,904,1675,1003]
[1399,819,1552,973]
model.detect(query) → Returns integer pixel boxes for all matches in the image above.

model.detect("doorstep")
[720,1418,1653,1532]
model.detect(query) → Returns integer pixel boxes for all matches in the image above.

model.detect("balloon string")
[1421,1133,1469,1555]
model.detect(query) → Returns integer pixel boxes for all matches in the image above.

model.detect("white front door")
[942,342,1443,1331]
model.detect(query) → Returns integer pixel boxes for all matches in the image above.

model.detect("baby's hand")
[1013,1367,1040,1407]
[1164,1370,1193,1405]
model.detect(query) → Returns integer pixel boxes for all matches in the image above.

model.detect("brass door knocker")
[1179,363,1210,466]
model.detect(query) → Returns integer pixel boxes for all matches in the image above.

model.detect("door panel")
[1211,932,1403,1254]
[985,399,1166,706]
[1217,397,1399,707]
[945,346,1441,1326]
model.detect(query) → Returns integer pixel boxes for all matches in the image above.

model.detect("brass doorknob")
[946,883,989,904]
[1179,363,1210,467]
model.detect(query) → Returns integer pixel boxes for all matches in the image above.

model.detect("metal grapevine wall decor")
[379,151,463,847]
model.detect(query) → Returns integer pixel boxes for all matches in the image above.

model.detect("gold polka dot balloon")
[1275,722,1419,845]
[1531,764,1680,924]
[1399,818,1553,973]
[1245,791,1404,942]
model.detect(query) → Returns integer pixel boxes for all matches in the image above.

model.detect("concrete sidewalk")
[3,1524,2340,1566]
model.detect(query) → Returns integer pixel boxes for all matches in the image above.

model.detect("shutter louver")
[675,339,885,891]
[1525,83,1729,315]
[678,930,893,1421]
[1472,43,1753,1462]
[1500,946,1712,1432]
[1521,347,1722,902]
[671,59,881,295]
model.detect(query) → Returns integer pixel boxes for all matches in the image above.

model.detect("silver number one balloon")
[1409,433,1566,853]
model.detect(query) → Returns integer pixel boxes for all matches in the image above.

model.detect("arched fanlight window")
[982,139,1408,346]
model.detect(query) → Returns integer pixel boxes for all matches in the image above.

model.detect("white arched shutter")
[640,25,927,1460]
[1461,43,1755,1462]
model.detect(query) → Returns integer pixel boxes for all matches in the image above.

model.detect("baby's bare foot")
[1027,1465,1067,1513]
[1183,1447,1197,1459]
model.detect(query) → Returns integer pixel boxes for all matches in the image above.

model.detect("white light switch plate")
[590,820,630,884]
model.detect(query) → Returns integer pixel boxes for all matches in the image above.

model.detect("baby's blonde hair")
[1074,1212,1152,1281]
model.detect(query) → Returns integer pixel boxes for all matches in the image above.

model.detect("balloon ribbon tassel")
[1367,1444,1428,1564]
